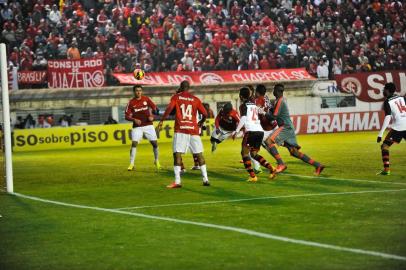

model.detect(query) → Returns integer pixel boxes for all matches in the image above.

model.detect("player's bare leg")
[377,143,391,175]
[191,153,201,170]
[250,149,276,180]
[288,146,325,176]
[128,141,138,171]
[150,140,161,170]
[195,153,210,186]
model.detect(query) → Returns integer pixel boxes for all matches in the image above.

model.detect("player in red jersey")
[125,85,161,171]
[158,80,210,188]
[210,102,240,152]
[255,84,278,154]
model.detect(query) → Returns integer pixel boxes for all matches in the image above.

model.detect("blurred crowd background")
[0,0,405,85]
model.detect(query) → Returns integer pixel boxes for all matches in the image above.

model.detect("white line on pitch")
[115,189,406,210]
[282,173,406,186]
[230,168,406,186]
[12,192,406,262]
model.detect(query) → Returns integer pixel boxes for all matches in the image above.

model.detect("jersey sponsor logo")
[179,125,195,129]
[133,106,148,112]
[178,96,195,102]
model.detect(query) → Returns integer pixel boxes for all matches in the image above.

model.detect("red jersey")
[125,96,157,127]
[162,91,207,135]
[255,95,277,131]
[215,108,240,131]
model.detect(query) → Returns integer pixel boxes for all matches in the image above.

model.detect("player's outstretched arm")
[377,115,391,143]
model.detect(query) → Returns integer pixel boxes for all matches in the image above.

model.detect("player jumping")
[265,84,325,176]
[210,102,240,152]
[158,80,210,188]
[233,87,276,182]
[376,82,406,175]
[125,85,161,171]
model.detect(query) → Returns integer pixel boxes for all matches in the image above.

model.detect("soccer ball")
[133,69,145,80]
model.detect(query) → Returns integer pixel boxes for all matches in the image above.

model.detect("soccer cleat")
[127,164,135,171]
[247,176,258,183]
[154,160,162,170]
[376,169,390,176]
[191,166,201,170]
[203,181,210,186]
[254,168,263,174]
[314,165,325,176]
[275,164,287,173]
[211,142,217,152]
[166,182,182,188]
[269,171,277,180]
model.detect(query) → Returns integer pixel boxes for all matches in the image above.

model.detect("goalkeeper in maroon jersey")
[210,102,240,152]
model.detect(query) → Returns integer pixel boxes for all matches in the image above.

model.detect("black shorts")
[242,131,264,150]
[384,129,406,145]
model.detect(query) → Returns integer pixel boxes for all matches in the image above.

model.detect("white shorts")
[211,127,233,143]
[262,130,273,142]
[173,132,203,154]
[131,125,158,142]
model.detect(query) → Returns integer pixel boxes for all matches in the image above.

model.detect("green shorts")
[269,126,300,148]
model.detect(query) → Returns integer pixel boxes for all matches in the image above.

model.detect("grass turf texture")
[1,131,405,270]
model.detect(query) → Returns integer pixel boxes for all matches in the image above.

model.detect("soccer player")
[125,85,161,171]
[265,84,325,175]
[210,102,240,152]
[376,82,406,175]
[233,87,276,182]
[158,80,210,188]
[255,84,278,151]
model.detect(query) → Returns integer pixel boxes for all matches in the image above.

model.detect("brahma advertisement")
[113,68,315,86]
[336,70,406,102]
[13,111,384,152]
[47,58,105,88]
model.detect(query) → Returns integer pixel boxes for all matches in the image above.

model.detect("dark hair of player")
[274,83,284,93]
[239,87,251,100]
[384,82,396,94]
[256,84,266,96]
[132,85,142,92]
[223,102,233,113]
[178,80,190,92]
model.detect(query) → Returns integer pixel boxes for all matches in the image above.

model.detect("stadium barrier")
[12,110,384,152]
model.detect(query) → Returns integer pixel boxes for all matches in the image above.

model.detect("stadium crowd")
[0,0,405,85]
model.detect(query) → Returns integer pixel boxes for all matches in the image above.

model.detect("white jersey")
[384,95,406,131]
[237,101,263,132]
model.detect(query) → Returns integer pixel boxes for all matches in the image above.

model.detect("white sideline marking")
[12,192,406,261]
[116,189,406,210]
[231,168,406,186]
[283,173,406,186]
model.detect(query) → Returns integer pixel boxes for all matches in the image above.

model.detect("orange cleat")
[275,164,287,173]
[314,165,325,176]
[166,182,182,188]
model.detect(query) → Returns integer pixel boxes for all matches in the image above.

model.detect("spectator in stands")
[317,59,329,79]
[2,0,405,88]
[67,42,80,59]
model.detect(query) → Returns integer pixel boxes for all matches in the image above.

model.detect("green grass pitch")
[1,131,405,270]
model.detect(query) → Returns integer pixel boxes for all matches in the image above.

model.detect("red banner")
[335,71,406,102]
[47,58,105,88]
[113,68,314,86]
[18,71,47,84]
[291,111,384,134]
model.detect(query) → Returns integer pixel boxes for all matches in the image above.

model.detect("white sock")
[250,155,260,170]
[200,164,209,182]
[153,147,159,161]
[174,166,181,184]
[130,147,137,165]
